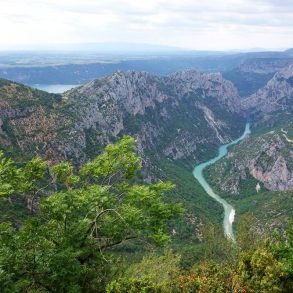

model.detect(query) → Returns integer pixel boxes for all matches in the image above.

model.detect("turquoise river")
[193,123,251,241]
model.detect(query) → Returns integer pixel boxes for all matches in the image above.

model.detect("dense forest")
[0,137,292,292]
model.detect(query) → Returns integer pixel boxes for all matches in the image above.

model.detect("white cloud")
[0,0,292,50]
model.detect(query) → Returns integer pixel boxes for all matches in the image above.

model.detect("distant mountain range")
[0,48,292,93]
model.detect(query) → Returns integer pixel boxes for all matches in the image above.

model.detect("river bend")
[193,123,251,240]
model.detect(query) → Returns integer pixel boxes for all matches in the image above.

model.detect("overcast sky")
[0,0,292,51]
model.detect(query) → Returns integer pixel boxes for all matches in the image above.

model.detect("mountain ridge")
[242,63,293,126]
[1,64,292,240]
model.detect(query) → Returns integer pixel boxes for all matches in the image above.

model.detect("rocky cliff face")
[1,66,292,193]
[204,64,293,201]
[205,128,293,194]
[0,70,244,166]
[242,63,293,125]
[223,58,293,98]
[65,70,243,164]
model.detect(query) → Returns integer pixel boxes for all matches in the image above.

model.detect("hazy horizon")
[1,0,292,51]
[0,42,290,53]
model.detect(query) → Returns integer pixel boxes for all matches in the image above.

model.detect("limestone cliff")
[0,70,244,166]
[205,128,293,194]
[242,63,293,125]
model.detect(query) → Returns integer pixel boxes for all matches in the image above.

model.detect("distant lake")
[30,84,80,93]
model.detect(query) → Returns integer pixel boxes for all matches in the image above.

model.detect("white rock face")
[62,69,243,162]
[207,128,293,194]
[250,156,293,191]
[242,63,293,117]
[166,70,240,113]
[0,70,244,171]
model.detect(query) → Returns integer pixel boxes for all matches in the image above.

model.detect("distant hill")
[0,49,292,85]
[285,48,293,54]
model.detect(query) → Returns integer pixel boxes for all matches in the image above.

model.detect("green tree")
[0,136,183,292]
[237,245,283,292]
[0,151,20,197]
[270,222,293,292]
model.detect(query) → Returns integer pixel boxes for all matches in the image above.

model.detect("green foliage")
[80,136,141,183]
[0,151,48,198]
[0,151,20,197]
[202,224,236,264]
[233,190,293,236]
[105,220,293,293]
[235,225,293,292]
[51,161,75,189]
[270,222,293,291]
[237,247,283,292]
[236,213,257,252]
[20,157,48,192]
[0,137,183,292]
[107,250,180,292]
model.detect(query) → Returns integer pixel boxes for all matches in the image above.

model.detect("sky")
[0,0,292,51]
